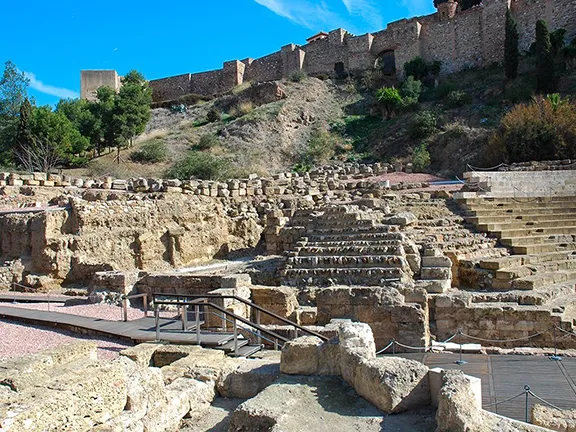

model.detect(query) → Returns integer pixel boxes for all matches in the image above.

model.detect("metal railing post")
[524,385,530,423]
[233,318,238,356]
[195,304,201,345]
[143,294,148,317]
[256,310,261,345]
[182,304,188,331]
[123,296,128,322]
[155,306,160,341]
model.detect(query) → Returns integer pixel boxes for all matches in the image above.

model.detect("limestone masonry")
[81,0,576,102]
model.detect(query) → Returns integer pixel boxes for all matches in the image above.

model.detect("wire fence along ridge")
[376,325,575,355]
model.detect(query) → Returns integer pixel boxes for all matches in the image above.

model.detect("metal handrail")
[209,310,276,347]
[153,293,329,341]
[153,297,290,353]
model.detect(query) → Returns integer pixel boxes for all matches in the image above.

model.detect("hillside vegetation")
[2,21,576,180]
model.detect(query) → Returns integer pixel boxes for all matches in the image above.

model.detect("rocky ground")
[228,375,437,432]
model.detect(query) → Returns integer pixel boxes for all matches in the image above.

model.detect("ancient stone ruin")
[1,160,576,430]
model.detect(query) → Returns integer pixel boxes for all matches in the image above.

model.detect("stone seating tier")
[459,196,576,292]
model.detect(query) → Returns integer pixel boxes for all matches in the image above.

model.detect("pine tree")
[504,9,519,79]
[535,20,556,93]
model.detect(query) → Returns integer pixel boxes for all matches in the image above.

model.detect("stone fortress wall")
[81,0,576,103]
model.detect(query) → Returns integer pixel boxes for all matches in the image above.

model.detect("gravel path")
[1,301,147,321]
[0,319,131,361]
[0,297,150,361]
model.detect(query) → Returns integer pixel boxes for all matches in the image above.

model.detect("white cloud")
[341,0,383,29]
[24,72,79,99]
[254,0,352,31]
[401,0,433,16]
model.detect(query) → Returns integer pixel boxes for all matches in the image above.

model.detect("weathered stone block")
[280,336,323,375]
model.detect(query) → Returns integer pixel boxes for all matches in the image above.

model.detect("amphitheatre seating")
[458,196,576,291]
[281,205,414,286]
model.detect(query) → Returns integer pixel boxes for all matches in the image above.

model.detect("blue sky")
[1,0,435,106]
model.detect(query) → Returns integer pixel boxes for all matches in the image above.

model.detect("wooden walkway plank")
[0,305,232,346]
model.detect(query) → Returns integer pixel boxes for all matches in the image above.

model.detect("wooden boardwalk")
[0,305,234,346]
[398,352,576,422]
[0,294,77,303]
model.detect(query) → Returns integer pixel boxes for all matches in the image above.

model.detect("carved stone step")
[478,219,576,232]
[494,225,576,239]
[281,267,403,287]
[303,239,404,248]
[296,245,404,257]
[306,232,404,242]
[494,259,576,281]
[512,271,576,290]
[309,225,393,235]
[470,213,576,226]
[465,207,576,218]
[286,255,408,269]
[501,234,575,247]
[480,251,576,270]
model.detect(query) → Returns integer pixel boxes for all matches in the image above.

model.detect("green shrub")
[289,71,307,83]
[195,134,219,151]
[404,57,441,82]
[488,95,576,163]
[130,139,169,163]
[400,76,422,100]
[376,87,403,118]
[409,111,438,139]
[303,129,341,165]
[445,90,472,108]
[206,108,222,123]
[404,57,429,81]
[434,81,457,100]
[165,151,230,180]
[229,101,254,118]
[412,143,431,171]
[504,79,534,103]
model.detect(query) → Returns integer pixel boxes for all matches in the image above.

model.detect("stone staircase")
[280,205,415,287]
[458,196,576,291]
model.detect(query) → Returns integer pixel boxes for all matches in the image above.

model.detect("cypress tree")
[535,20,556,93]
[504,9,519,79]
[16,98,34,150]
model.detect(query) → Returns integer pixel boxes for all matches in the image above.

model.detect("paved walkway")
[399,352,576,422]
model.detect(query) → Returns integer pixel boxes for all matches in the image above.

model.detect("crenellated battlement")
[81,0,576,103]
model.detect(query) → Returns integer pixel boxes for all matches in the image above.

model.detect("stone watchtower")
[435,0,458,20]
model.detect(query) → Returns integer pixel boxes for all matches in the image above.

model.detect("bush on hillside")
[302,129,341,165]
[290,71,307,83]
[165,151,231,180]
[400,76,422,100]
[445,90,472,108]
[376,87,403,118]
[195,134,219,151]
[412,143,431,171]
[488,95,576,163]
[206,108,222,123]
[404,57,441,83]
[409,110,438,139]
[130,139,169,163]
